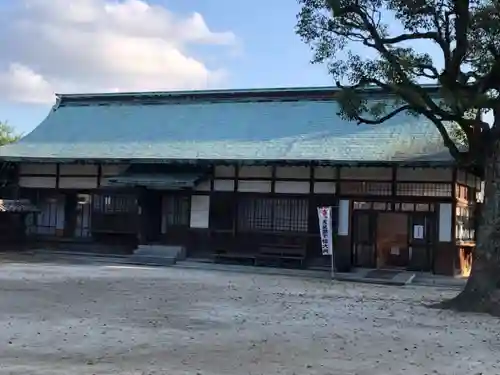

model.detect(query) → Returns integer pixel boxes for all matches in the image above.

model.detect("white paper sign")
[413,225,424,239]
[390,246,400,255]
[317,206,333,255]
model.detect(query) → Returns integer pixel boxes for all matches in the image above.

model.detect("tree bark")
[441,138,500,315]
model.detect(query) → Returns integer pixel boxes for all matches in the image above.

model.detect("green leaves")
[296,0,500,167]
[0,122,22,146]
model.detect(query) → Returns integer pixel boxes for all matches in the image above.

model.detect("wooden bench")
[213,249,256,265]
[256,243,307,267]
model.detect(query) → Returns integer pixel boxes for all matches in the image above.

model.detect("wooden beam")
[55,163,60,190]
[233,165,239,237]
[97,164,102,188]
[451,167,458,242]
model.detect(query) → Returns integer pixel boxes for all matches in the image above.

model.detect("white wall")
[314,166,336,179]
[214,165,235,178]
[275,181,309,194]
[239,166,272,178]
[397,167,452,182]
[19,177,56,189]
[238,180,272,193]
[19,163,57,175]
[438,203,453,242]
[340,167,391,180]
[212,165,340,194]
[214,180,235,191]
[314,181,336,194]
[59,164,98,175]
[190,195,210,228]
[276,166,310,179]
[59,177,98,189]
[338,200,350,235]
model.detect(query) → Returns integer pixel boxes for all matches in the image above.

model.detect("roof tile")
[0,94,453,164]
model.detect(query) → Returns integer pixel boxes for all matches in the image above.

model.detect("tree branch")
[347,6,461,126]
[380,32,441,44]
[352,105,412,125]
[447,0,470,78]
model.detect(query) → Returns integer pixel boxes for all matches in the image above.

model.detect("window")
[394,202,435,212]
[92,194,137,213]
[396,183,452,197]
[26,195,60,235]
[353,201,372,210]
[238,197,308,232]
[340,182,392,195]
[456,205,475,241]
[163,195,190,227]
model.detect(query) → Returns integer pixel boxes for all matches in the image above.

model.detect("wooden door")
[407,213,435,271]
[352,211,376,268]
[376,212,409,268]
[143,191,163,243]
[162,194,191,245]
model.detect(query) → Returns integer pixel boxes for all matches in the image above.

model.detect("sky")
[0,0,332,134]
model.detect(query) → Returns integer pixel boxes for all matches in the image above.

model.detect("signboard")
[317,206,333,255]
[390,246,400,255]
[413,225,424,239]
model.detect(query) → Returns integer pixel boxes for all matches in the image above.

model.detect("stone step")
[130,245,186,266]
[128,255,176,266]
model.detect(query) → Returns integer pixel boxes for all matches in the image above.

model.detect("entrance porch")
[351,201,436,272]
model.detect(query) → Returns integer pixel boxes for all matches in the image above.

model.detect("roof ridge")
[55,84,441,106]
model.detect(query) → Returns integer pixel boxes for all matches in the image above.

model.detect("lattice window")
[353,201,394,211]
[238,197,308,232]
[340,182,392,195]
[163,195,190,226]
[394,202,435,212]
[401,203,415,211]
[415,203,434,212]
[372,202,388,211]
[456,205,475,241]
[353,201,372,210]
[396,183,452,197]
[26,194,60,235]
[92,194,137,213]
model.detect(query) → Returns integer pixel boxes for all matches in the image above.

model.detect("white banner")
[317,206,333,255]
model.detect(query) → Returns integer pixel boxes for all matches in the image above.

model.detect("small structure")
[0,199,38,247]
[0,86,480,275]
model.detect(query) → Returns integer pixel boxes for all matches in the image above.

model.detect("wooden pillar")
[137,187,148,245]
[233,165,239,241]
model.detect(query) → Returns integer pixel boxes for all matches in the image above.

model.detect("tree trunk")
[441,140,500,315]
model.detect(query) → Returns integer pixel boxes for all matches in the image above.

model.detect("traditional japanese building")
[0,86,480,275]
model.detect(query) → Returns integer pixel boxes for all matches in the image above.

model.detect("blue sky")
[0,0,331,134]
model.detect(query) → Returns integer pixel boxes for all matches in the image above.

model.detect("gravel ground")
[0,262,498,375]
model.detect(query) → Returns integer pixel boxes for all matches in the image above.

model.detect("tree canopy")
[0,122,22,146]
[296,0,500,170]
[297,0,500,315]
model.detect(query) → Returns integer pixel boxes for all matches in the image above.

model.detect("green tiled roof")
[0,87,454,165]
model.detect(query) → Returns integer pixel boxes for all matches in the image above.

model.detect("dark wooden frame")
[350,199,437,271]
[15,161,483,274]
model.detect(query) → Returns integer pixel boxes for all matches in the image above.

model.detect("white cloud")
[0,0,237,104]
